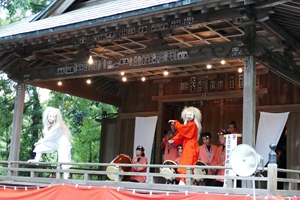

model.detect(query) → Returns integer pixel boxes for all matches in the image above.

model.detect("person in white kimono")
[28,107,72,179]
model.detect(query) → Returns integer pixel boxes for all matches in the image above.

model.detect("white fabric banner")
[255,112,289,164]
[224,134,238,187]
[133,116,158,182]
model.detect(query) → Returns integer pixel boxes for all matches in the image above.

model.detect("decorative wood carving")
[13,7,247,53]
[257,49,300,86]
[23,41,248,82]
[152,88,268,102]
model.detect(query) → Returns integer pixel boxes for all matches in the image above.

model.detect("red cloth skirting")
[0,184,294,200]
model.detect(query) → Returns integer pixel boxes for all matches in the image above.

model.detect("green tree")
[0,0,48,22]
[0,0,118,165]
[19,85,43,161]
[43,91,117,164]
[0,73,43,161]
[0,72,15,159]
[0,0,48,161]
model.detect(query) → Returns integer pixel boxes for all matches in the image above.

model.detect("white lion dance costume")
[28,107,72,179]
[181,106,202,140]
[169,106,202,185]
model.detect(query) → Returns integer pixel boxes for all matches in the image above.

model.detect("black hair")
[229,121,237,128]
[201,132,212,138]
[136,145,145,156]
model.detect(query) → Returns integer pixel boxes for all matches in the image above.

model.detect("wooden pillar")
[8,83,26,163]
[155,82,164,165]
[242,24,256,189]
[115,86,125,157]
[267,143,277,196]
[243,55,256,147]
[242,24,256,147]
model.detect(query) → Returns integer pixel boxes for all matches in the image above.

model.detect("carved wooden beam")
[118,111,160,119]
[258,19,300,53]
[0,53,16,70]
[12,6,250,55]
[152,88,268,102]
[257,49,300,86]
[32,80,122,107]
[253,0,292,9]
[35,52,64,65]
[23,41,249,82]
[257,104,300,112]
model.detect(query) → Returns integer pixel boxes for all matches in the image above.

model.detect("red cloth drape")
[0,184,293,200]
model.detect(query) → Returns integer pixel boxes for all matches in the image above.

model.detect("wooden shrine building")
[0,0,300,179]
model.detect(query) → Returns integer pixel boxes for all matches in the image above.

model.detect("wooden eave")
[32,79,122,107]
[31,0,76,21]
[0,0,300,105]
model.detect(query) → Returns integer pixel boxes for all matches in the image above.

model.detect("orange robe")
[130,156,148,183]
[198,144,218,164]
[198,144,218,175]
[172,120,199,182]
[161,134,178,161]
[175,156,181,165]
[213,145,226,182]
[174,155,182,181]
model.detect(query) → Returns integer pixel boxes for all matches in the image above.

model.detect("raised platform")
[1,160,300,199]
[0,184,295,200]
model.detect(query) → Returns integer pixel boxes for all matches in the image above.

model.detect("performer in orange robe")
[213,131,227,187]
[226,121,242,145]
[168,106,201,185]
[198,132,217,166]
[130,145,148,183]
[161,123,178,161]
[197,132,218,186]
[174,146,183,164]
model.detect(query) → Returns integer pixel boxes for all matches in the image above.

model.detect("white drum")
[159,160,177,181]
[106,166,124,181]
[194,160,209,182]
[106,154,132,181]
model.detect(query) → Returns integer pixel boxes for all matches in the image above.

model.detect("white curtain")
[255,112,289,164]
[133,116,158,182]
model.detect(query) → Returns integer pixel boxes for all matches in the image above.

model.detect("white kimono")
[34,123,72,168]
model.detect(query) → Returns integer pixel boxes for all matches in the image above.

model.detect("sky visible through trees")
[0,1,118,165]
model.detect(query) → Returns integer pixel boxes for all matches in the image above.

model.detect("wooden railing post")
[30,170,35,178]
[7,162,12,177]
[186,167,191,186]
[114,165,120,182]
[267,143,277,197]
[56,164,61,179]
[84,173,89,181]
[147,169,153,184]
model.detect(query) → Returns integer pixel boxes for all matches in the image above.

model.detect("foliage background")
[0,1,117,164]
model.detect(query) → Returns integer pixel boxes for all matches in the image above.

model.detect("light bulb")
[88,54,93,64]
[57,81,62,86]
[120,71,125,76]
[238,68,243,73]
[122,77,127,82]
[221,60,225,65]
[206,64,212,69]
[163,69,169,76]
[86,79,91,84]
[141,77,146,81]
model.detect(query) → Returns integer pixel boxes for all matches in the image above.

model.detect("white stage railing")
[0,160,299,197]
